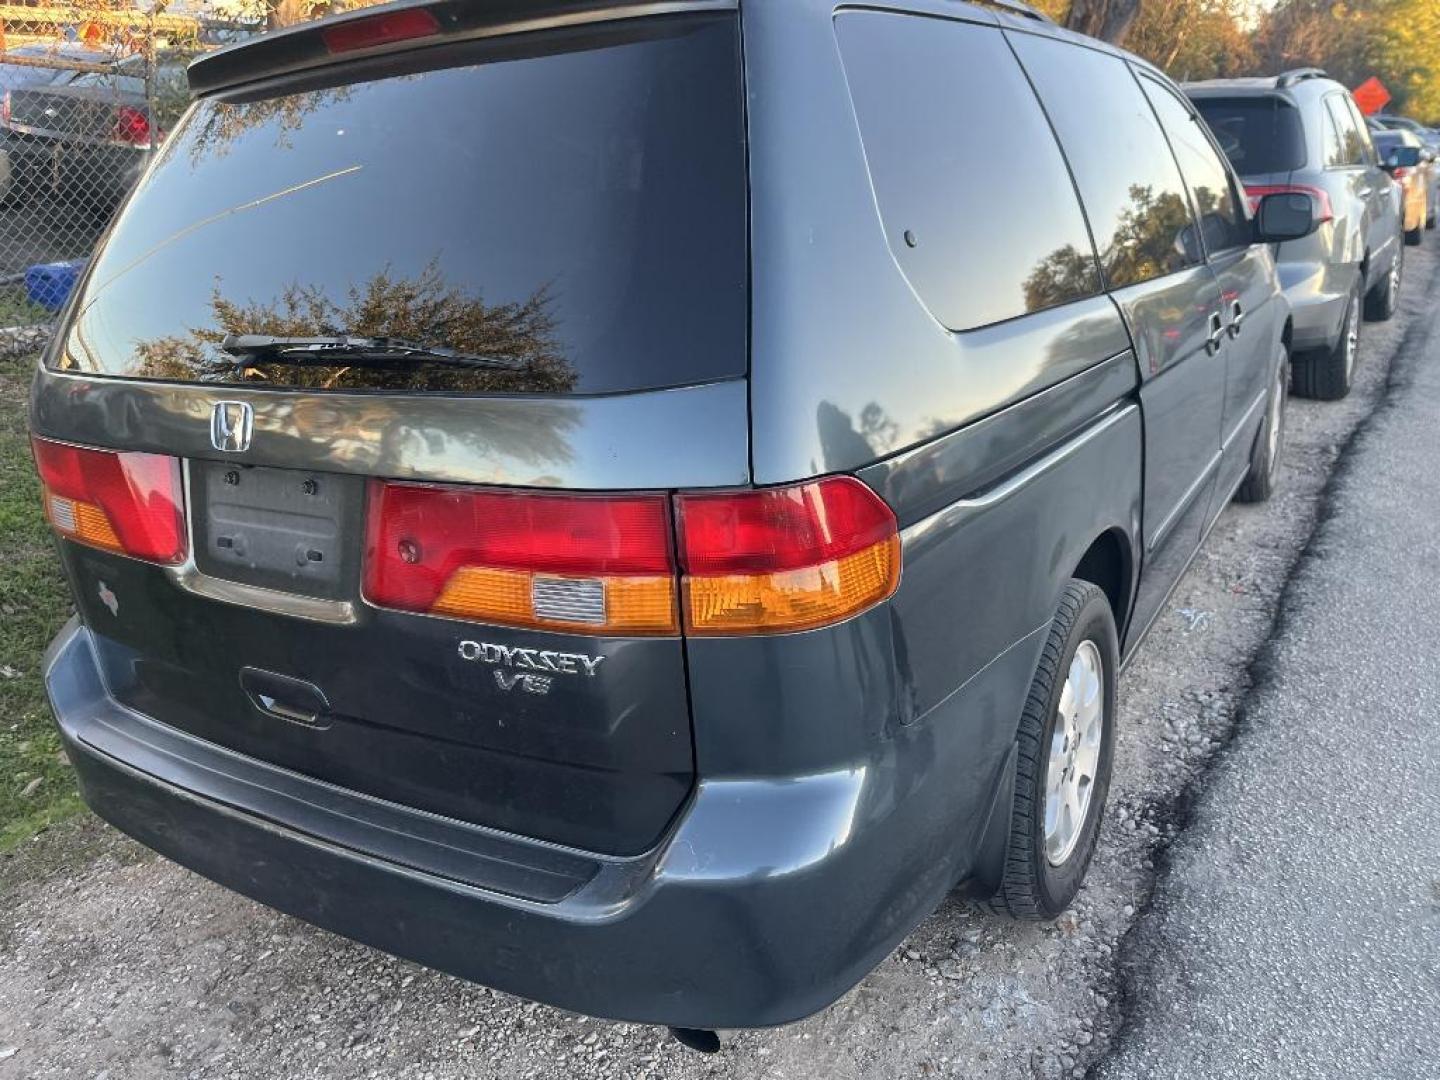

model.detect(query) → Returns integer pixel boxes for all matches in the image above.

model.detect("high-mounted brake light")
[676,477,900,635]
[364,482,678,635]
[31,438,186,565]
[1244,182,1334,223]
[321,8,440,53]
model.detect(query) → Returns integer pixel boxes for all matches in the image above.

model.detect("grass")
[0,351,82,851]
[0,286,55,329]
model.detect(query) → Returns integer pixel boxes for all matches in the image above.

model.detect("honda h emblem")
[210,401,253,453]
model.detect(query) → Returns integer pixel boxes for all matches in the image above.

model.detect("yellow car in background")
[1374,127,1436,245]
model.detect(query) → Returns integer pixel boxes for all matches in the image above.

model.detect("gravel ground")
[1096,245,1440,1080]
[0,243,1434,1080]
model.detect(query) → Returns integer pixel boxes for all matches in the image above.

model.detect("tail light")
[677,477,899,635]
[1244,182,1334,223]
[110,105,151,147]
[364,483,678,635]
[1391,166,1414,181]
[32,438,186,565]
[363,476,901,636]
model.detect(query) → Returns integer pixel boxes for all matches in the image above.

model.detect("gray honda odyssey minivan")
[33,0,1318,1039]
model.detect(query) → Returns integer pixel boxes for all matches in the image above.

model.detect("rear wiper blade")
[219,334,523,371]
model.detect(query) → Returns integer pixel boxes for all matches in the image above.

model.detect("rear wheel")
[1237,347,1288,504]
[1406,223,1424,246]
[1364,246,1401,323]
[1296,281,1361,400]
[991,580,1117,920]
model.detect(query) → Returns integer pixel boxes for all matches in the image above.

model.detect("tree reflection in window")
[179,88,356,164]
[130,261,577,394]
[1025,184,1196,304]
[1098,184,1198,289]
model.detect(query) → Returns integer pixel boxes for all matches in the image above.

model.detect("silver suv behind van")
[1187,69,1404,400]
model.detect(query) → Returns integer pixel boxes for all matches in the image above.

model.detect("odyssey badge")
[458,640,605,695]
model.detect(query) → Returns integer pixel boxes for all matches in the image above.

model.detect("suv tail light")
[1244,182,1334,223]
[364,483,678,635]
[676,477,899,635]
[363,476,901,636]
[32,438,186,565]
[111,105,151,147]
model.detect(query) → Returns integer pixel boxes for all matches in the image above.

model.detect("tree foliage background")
[1033,0,1440,122]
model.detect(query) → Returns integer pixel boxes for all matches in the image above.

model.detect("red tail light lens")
[364,482,678,634]
[1244,182,1334,223]
[32,438,186,565]
[676,477,900,635]
[111,105,151,146]
[322,8,440,53]
[364,476,902,637]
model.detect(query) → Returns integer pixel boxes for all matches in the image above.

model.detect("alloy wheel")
[1265,360,1285,478]
[1343,294,1360,382]
[1044,640,1105,866]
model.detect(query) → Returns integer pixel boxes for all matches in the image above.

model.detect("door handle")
[1205,312,1225,355]
[1227,300,1245,338]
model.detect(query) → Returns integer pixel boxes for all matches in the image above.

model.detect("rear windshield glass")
[56,16,746,395]
[1192,96,1307,175]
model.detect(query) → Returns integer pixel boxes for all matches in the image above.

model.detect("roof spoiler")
[961,0,1055,23]
[186,0,735,97]
[1276,67,1327,89]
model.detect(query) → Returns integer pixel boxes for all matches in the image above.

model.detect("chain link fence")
[0,5,256,336]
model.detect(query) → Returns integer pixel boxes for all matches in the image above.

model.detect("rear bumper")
[46,616,1020,1029]
[1277,258,1354,351]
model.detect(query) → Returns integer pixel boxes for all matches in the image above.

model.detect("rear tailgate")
[32,7,748,857]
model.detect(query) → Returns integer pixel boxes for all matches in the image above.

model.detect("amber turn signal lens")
[677,477,901,635]
[683,536,900,634]
[431,566,677,635]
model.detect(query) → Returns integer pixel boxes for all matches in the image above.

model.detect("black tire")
[1364,246,1401,323]
[991,580,1117,921]
[1237,347,1289,504]
[1405,224,1424,246]
[1296,282,1361,401]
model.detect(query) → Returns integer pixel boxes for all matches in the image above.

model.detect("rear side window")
[1191,96,1307,175]
[1322,107,1346,168]
[1341,95,1376,164]
[1010,34,1200,290]
[57,16,747,395]
[1325,95,1369,167]
[1140,76,1249,254]
[835,12,1101,330]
